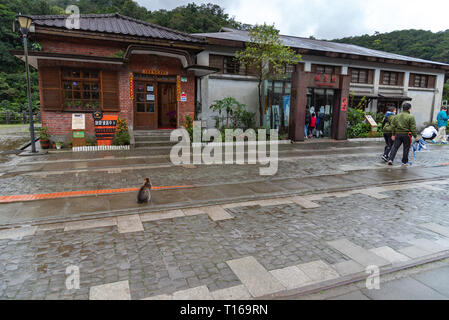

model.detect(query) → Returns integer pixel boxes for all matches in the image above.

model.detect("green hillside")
[0,0,249,113]
[0,0,448,113]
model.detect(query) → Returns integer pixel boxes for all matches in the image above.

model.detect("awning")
[10,50,124,69]
[352,93,379,99]
[378,94,412,101]
[186,65,219,77]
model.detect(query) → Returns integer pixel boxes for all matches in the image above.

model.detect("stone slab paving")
[64,217,117,232]
[210,285,251,300]
[0,226,37,240]
[327,239,390,267]
[369,246,410,264]
[332,260,365,276]
[89,280,131,300]
[361,277,448,300]
[296,260,340,284]
[171,285,213,300]
[269,266,312,290]
[1,187,449,299]
[398,246,433,259]
[116,215,144,234]
[288,196,320,209]
[202,206,233,221]
[409,238,449,253]
[421,223,449,238]
[226,256,285,297]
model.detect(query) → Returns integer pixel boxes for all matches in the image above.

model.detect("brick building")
[11,14,449,144]
[11,13,215,142]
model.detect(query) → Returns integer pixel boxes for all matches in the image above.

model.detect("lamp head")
[16,14,32,35]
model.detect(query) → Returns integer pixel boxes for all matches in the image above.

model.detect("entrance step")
[134,141,177,148]
[133,130,175,149]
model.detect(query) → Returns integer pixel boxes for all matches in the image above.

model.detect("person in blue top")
[433,106,449,144]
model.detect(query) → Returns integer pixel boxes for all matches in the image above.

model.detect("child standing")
[309,113,317,138]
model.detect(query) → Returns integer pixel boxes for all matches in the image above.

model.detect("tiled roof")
[31,13,205,43]
[196,29,449,67]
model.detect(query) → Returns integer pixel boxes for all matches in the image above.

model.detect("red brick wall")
[37,41,195,139]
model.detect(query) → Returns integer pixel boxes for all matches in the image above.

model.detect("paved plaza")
[0,141,449,300]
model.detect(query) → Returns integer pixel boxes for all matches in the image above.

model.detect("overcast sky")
[136,0,449,39]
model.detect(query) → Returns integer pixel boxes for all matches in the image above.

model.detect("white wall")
[199,75,259,128]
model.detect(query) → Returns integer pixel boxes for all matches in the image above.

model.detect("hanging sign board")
[177,75,181,101]
[129,74,134,100]
[180,92,187,102]
[142,69,168,75]
[181,77,188,82]
[341,97,348,111]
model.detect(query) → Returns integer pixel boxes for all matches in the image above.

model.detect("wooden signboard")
[72,114,86,147]
[94,114,118,146]
[365,114,378,136]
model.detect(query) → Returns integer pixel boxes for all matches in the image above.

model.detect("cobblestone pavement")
[1,143,449,196]
[1,186,448,300]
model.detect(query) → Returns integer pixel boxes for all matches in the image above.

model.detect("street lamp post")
[16,14,36,153]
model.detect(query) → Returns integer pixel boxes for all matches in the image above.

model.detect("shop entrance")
[134,80,157,130]
[158,83,177,129]
[305,88,335,138]
[133,74,178,130]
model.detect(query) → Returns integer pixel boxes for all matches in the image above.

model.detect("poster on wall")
[180,92,187,102]
[282,95,290,127]
[72,113,85,130]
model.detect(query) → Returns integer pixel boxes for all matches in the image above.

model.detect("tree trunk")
[258,80,263,127]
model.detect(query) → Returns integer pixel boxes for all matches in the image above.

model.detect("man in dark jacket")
[381,106,396,162]
[388,103,419,166]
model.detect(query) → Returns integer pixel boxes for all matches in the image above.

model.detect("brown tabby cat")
[137,178,152,204]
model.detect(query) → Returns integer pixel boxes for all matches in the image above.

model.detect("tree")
[210,97,246,129]
[236,24,302,128]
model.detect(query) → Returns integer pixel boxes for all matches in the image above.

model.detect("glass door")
[134,81,157,130]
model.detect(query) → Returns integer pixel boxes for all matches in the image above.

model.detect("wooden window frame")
[350,68,370,84]
[62,68,101,112]
[381,71,401,86]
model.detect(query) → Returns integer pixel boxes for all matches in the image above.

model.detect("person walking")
[388,103,419,166]
[433,106,448,144]
[381,106,396,162]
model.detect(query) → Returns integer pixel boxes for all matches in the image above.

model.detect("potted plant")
[166,110,177,128]
[56,141,63,150]
[39,126,50,149]
[74,100,83,110]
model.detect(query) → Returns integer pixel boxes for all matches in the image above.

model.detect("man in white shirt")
[421,126,438,140]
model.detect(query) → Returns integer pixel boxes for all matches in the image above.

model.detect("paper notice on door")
[146,94,155,101]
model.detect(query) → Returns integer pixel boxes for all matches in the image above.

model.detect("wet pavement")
[1,184,449,299]
[0,140,449,300]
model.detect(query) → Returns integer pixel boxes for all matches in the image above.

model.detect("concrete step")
[134,141,177,148]
[134,135,172,142]
[133,130,173,136]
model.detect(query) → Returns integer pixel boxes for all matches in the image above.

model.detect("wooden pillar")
[289,68,306,141]
[335,74,351,140]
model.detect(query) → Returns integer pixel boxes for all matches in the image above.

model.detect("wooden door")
[158,83,177,128]
[134,81,157,130]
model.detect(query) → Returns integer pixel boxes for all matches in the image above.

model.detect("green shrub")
[113,118,130,145]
